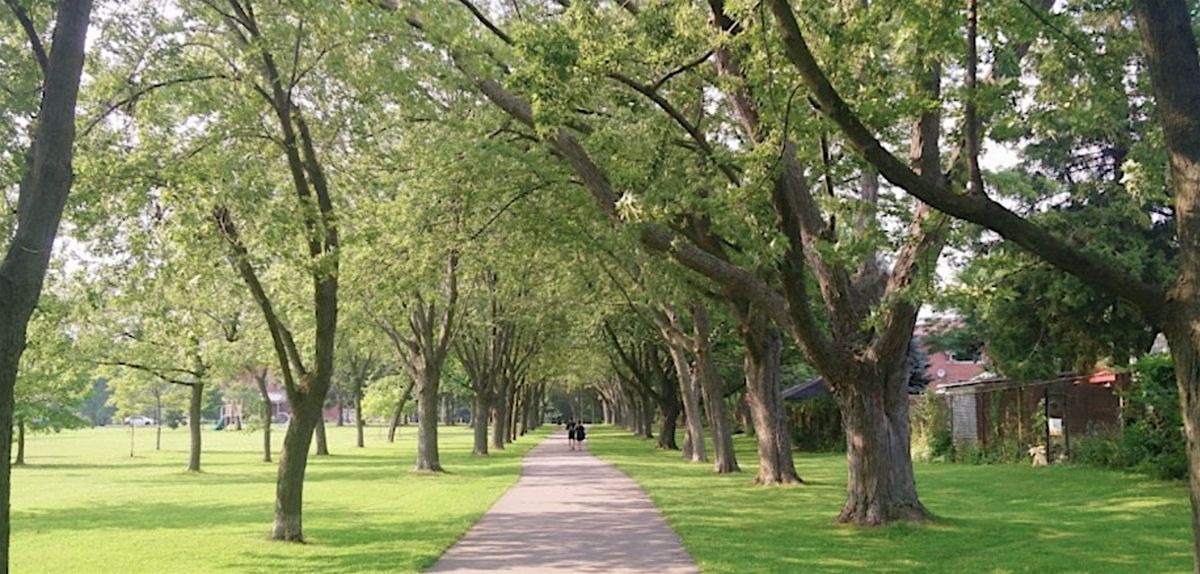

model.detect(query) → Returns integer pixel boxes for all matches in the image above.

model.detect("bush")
[1073,433,1121,468]
[910,393,953,462]
[1070,355,1187,480]
[1118,355,1188,480]
[788,397,844,452]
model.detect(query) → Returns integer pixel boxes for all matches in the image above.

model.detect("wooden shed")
[934,370,1130,461]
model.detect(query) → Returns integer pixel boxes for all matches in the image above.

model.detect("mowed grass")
[588,426,1194,573]
[11,423,546,573]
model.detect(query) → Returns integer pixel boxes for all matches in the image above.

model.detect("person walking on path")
[566,420,577,451]
[572,422,586,450]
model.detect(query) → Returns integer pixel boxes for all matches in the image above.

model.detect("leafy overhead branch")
[765,0,1167,320]
[4,0,47,74]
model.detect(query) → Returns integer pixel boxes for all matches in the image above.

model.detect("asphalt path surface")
[426,431,699,574]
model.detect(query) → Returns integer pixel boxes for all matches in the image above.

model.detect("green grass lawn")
[11,423,546,573]
[588,426,1193,573]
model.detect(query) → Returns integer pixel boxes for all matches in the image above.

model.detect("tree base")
[270,521,305,543]
[753,473,802,486]
[837,500,931,526]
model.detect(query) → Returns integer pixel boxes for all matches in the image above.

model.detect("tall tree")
[0,1,91,567]
[764,0,1200,552]
[399,1,959,499]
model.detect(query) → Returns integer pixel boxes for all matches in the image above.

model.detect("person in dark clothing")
[572,422,586,450]
[566,420,577,451]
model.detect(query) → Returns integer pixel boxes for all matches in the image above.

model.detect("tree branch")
[765,0,1167,318]
[212,205,307,393]
[4,0,47,74]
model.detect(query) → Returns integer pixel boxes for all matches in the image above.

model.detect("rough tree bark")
[692,304,739,473]
[271,393,322,541]
[832,365,925,523]
[415,369,443,471]
[738,310,800,485]
[0,2,91,566]
[1134,2,1200,567]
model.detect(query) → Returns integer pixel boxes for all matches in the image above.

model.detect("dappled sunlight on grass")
[589,426,1193,573]
[11,424,547,573]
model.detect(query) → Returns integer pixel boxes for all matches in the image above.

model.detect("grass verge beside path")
[12,424,547,573]
[588,425,1192,573]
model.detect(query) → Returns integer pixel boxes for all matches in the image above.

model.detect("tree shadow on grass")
[13,501,275,534]
[220,513,486,574]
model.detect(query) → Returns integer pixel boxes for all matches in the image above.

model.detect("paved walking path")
[426,431,700,574]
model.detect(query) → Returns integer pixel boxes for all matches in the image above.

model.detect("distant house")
[914,322,987,392]
[218,372,348,427]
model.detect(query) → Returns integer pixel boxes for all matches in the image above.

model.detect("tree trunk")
[1165,322,1200,572]
[416,367,443,472]
[693,305,740,473]
[13,421,24,466]
[473,394,490,456]
[155,394,162,451]
[337,402,345,427]
[0,3,92,565]
[639,394,654,439]
[271,393,321,541]
[508,386,520,443]
[1134,3,1200,569]
[388,400,403,443]
[741,319,801,485]
[492,382,509,450]
[315,416,329,456]
[833,367,928,524]
[355,385,365,448]
[656,391,681,450]
[258,377,272,463]
[387,379,414,443]
[187,383,203,472]
[667,344,707,462]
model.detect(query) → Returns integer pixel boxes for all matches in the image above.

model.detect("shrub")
[1070,355,1186,480]
[1118,355,1188,480]
[788,397,844,452]
[911,392,953,461]
[1073,433,1121,468]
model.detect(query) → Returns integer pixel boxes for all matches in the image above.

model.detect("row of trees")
[7,0,1200,572]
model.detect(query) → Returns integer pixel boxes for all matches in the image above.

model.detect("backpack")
[574,425,586,441]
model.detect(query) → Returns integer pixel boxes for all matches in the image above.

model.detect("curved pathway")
[426,431,699,574]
